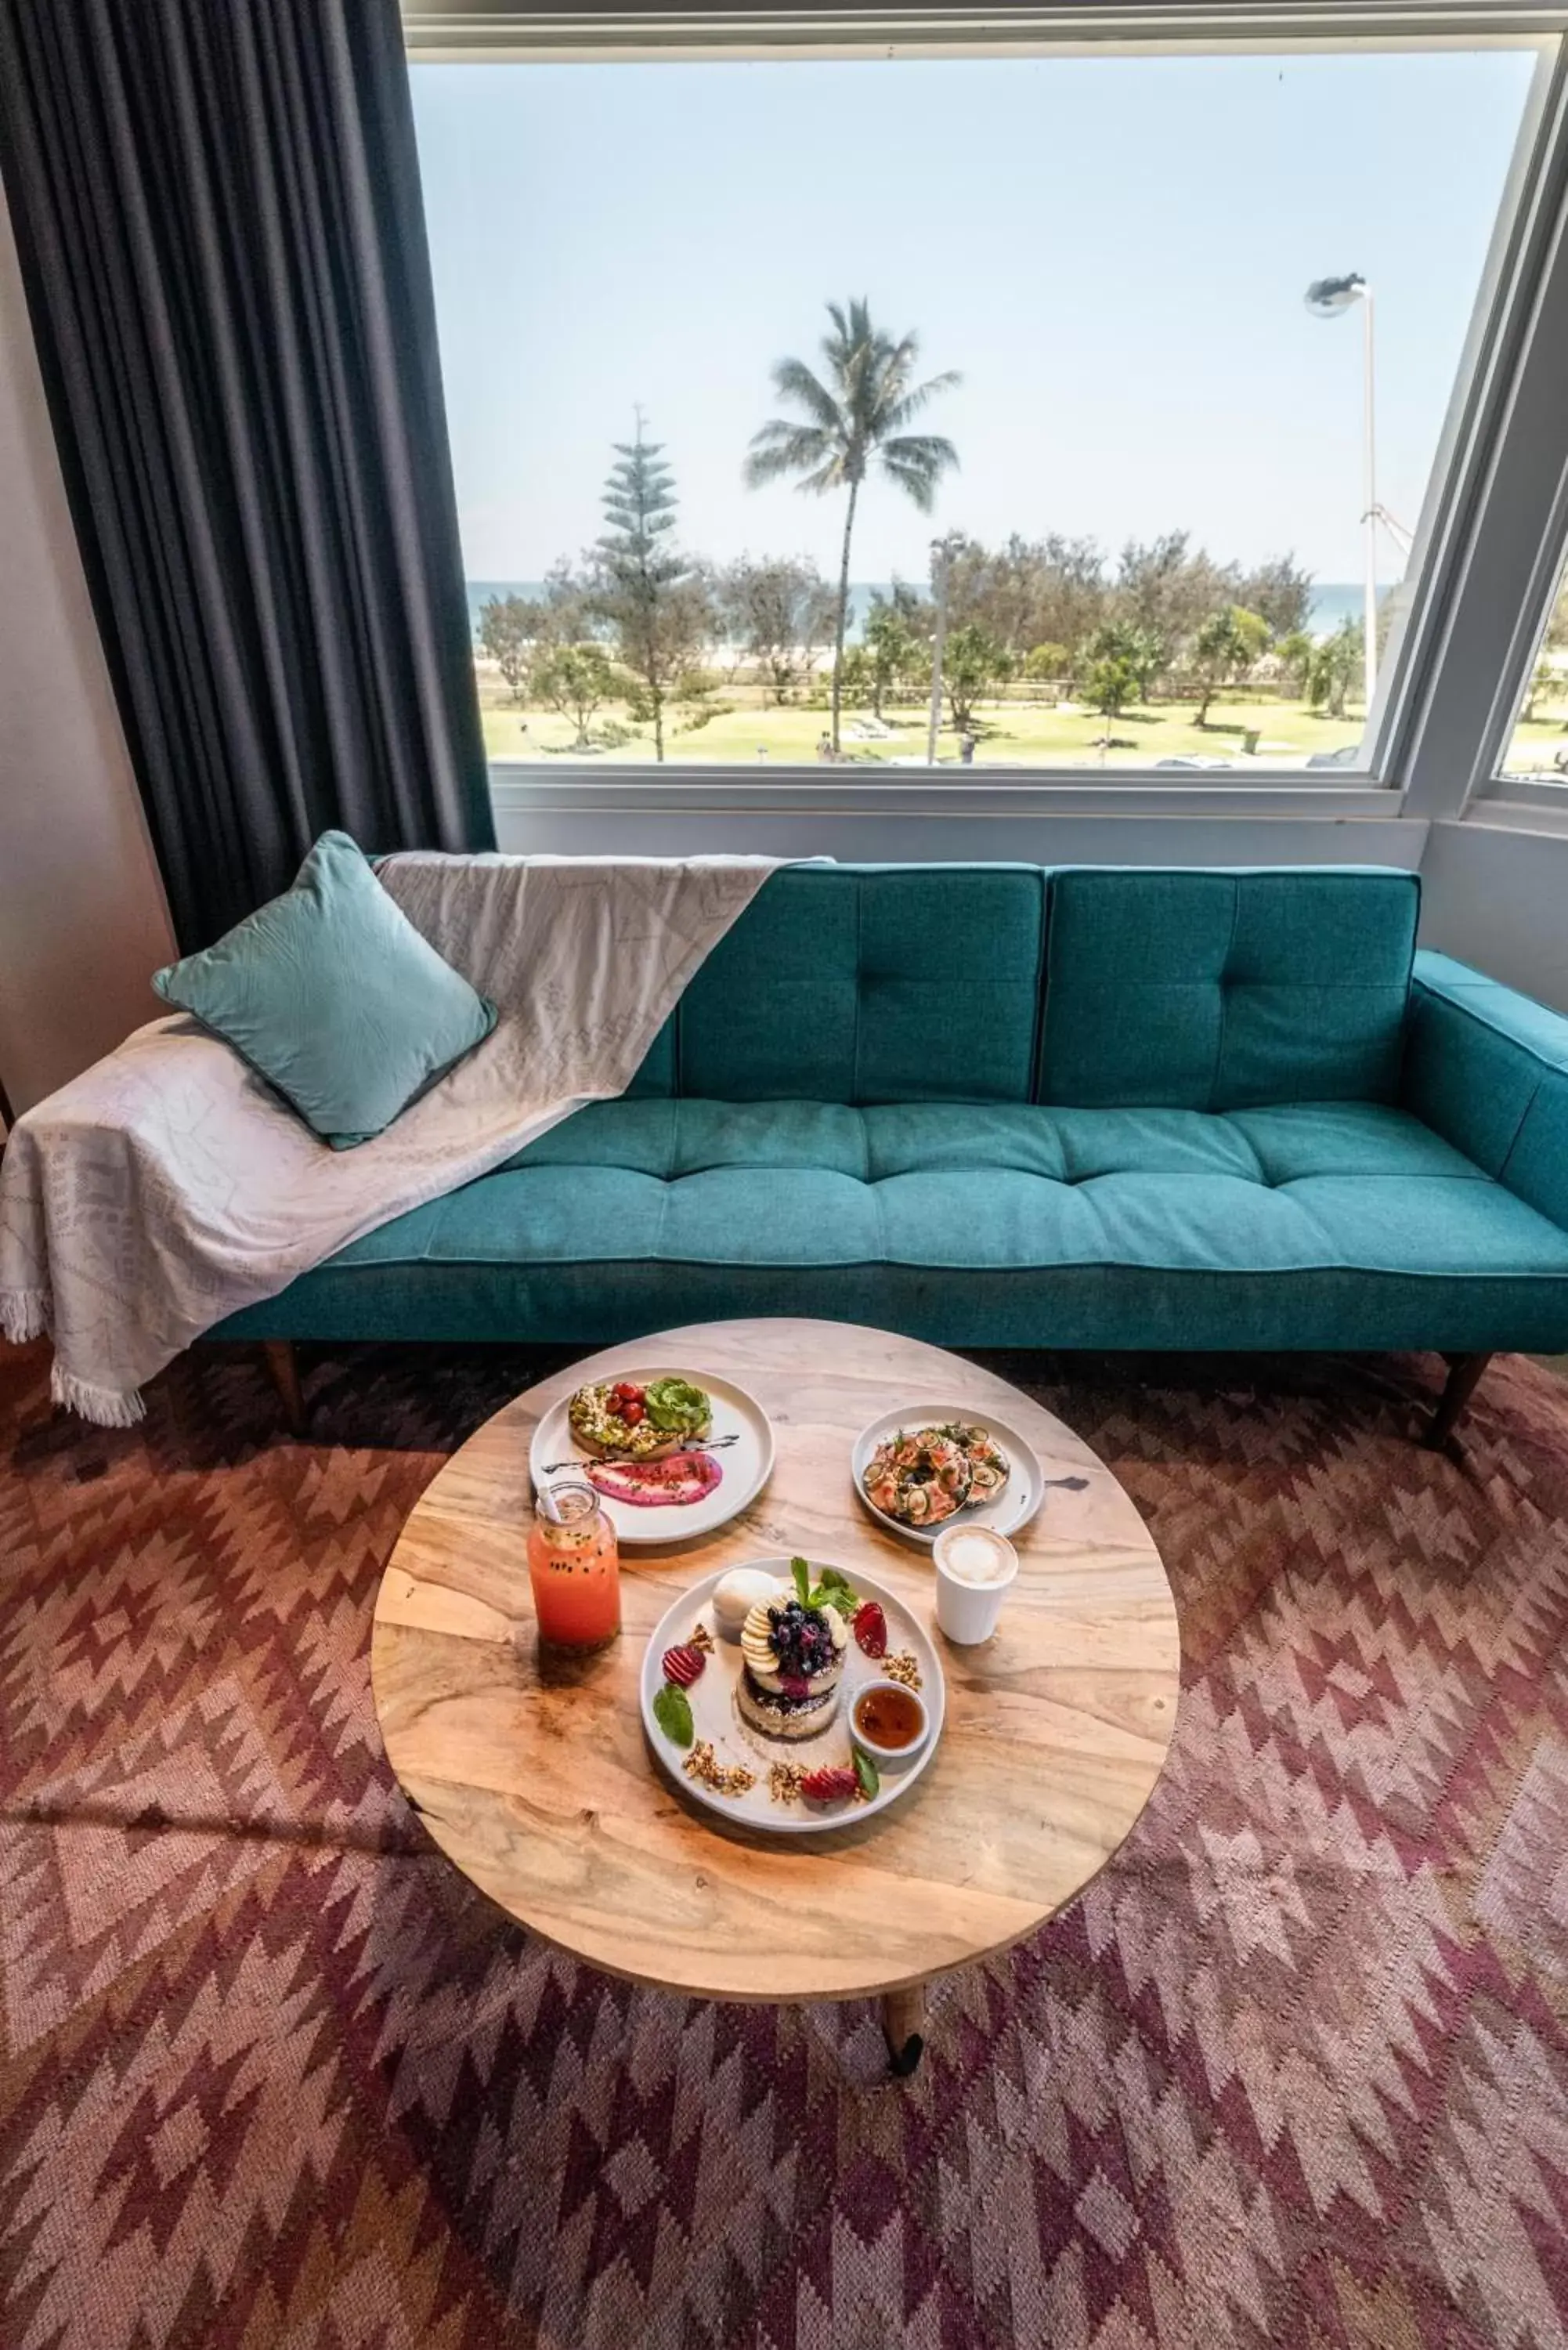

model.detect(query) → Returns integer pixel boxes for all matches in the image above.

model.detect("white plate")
[640,1556,945,1838]
[531,1368,773,1548]
[851,1402,1046,1547]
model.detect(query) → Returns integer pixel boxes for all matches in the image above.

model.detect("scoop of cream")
[712,1566,782,1642]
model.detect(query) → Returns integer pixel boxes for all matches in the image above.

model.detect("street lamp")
[1305,271,1378,720]
[927,533,962,765]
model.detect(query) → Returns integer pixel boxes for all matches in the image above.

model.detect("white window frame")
[1472,489,1568,824]
[405,2,1568,828]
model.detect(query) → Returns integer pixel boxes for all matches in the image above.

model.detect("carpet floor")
[2,1340,1566,2350]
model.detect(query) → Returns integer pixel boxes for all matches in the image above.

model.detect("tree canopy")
[476,595,535,706]
[1190,606,1270,725]
[529,643,621,750]
[718,555,836,705]
[941,624,1013,733]
[1306,618,1365,720]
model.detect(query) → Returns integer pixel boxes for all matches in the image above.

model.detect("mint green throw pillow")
[151,832,497,1148]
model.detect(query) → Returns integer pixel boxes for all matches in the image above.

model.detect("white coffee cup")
[931,1523,1019,1644]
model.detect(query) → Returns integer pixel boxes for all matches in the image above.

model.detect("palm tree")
[744,299,959,750]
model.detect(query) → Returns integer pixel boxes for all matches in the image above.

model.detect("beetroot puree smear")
[585,1452,724,1508]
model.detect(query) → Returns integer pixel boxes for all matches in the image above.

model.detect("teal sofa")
[215,866,1568,1437]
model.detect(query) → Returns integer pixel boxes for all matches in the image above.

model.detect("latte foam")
[935,1527,1015,1586]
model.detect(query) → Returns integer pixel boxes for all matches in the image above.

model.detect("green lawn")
[479,685,1369,769]
[1504,698,1568,776]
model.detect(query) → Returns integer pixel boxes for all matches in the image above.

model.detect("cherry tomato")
[621,1398,645,1425]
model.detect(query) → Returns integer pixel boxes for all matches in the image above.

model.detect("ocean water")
[1303,583,1376,634]
[467,577,1372,645]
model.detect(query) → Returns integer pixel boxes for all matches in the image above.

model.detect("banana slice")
[741,1589,792,1690]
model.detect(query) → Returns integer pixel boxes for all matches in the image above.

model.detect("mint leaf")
[652,1683,694,1748]
[814,1566,860,1612]
[853,1748,880,1802]
[791,1556,811,1607]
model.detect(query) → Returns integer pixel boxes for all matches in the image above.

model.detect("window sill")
[1462,784,1568,836]
[487,763,1400,823]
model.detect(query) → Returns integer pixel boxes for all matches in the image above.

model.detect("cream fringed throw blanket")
[0,852,782,1426]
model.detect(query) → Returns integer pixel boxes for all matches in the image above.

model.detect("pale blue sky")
[411,47,1538,585]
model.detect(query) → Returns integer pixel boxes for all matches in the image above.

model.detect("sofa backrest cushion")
[624,1009,677,1097]
[1036,867,1419,1109]
[665,865,1048,1102]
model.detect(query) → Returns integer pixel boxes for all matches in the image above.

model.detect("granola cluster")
[768,1762,806,1804]
[883,1651,923,1691]
[683,1741,756,1798]
[689,1622,715,1653]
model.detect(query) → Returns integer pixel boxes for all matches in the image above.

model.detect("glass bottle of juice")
[528,1481,620,1651]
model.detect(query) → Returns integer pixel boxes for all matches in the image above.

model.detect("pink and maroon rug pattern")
[2,1341,1566,2349]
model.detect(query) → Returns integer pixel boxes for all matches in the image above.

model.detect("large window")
[410,39,1540,777]
[1498,561,1568,786]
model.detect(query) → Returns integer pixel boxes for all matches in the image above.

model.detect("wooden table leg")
[882,1983,927,2077]
[262,1340,307,1437]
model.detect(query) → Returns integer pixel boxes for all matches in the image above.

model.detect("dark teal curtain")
[0,0,494,950]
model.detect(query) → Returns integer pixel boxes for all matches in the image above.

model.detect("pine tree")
[591,414,707,762]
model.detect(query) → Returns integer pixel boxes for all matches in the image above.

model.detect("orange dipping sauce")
[853,1684,925,1751]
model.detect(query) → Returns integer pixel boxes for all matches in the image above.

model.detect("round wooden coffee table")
[370,1318,1180,2073]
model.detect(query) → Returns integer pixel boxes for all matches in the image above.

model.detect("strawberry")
[799,1766,858,1803]
[661,1643,706,1688]
[853,1601,888,1658]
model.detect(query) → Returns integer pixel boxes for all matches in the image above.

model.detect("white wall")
[1418,819,1568,1012]
[0,184,175,1118]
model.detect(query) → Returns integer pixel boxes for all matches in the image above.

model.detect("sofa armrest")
[1403,949,1568,1232]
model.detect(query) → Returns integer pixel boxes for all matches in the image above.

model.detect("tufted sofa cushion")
[214,1091,1568,1355]
[624,864,1047,1104]
[1037,867,1419,1109]
[487,1096,1568,1280]
[503,1095,1484,1187]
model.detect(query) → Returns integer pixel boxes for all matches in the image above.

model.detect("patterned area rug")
[2,1340,1566,2350]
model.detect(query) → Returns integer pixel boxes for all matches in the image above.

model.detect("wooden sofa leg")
[1425,1352,1492,1449]
[262,1340,307,1437]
